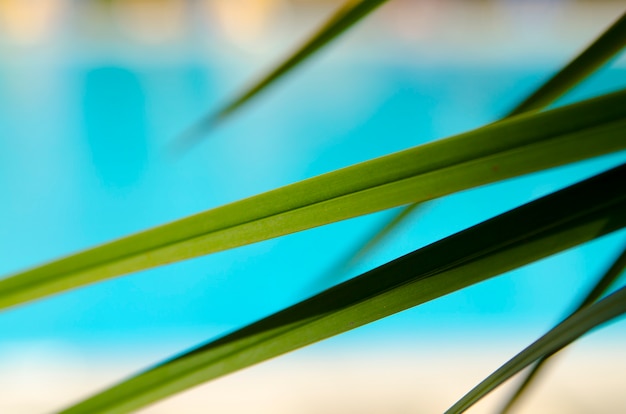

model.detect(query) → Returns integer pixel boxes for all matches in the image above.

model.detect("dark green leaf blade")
[2,90,626,311]
[58,164,626,414]
[496,243,626,414]
[446,283,626,414]
[507,12,626,117]
[175,0,388,150]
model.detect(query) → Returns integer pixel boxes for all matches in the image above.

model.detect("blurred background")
[1,0,626,412]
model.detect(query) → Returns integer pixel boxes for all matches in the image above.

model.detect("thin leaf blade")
[497,243,626,414]
[176,0,388,150]
[178,9,626,148]
[446,284,626,414]
[507,12,626,116]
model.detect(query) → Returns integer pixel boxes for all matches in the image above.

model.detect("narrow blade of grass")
[175,0,388,150]
[496,243,626,414]
[2,90,626,311]
[507,11,626,117]
[58,164,626,414]
[446,283,626,414]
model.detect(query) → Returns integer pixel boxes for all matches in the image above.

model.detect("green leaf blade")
[2,90,626,311]
[58,164,626,414]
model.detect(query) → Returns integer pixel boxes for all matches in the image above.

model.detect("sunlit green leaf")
[58,163,626,414]
[2,90,625,311]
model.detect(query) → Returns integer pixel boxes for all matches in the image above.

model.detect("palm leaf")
[58,163,626,413]
[2,90,625,311]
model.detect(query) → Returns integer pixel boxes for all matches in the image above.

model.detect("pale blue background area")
[1,45,626,357]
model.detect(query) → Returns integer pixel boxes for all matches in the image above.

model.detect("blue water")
[1,50,626,354]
